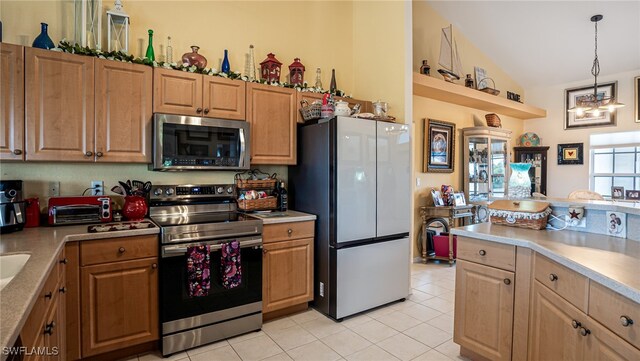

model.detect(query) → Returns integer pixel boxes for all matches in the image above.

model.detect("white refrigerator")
[290,116,411,320]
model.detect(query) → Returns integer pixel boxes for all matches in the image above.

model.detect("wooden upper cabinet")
[203,76,246,120]
[246,82,297,164]
[25,47,95,161]
[153,67,202,116]
[95,59,152,163]
[0,43,24,160]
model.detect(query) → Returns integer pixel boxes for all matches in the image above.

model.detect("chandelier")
[568,15,624,116]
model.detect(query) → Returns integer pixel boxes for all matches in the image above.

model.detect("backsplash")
[2,163,286,202]
[549,206,640,242]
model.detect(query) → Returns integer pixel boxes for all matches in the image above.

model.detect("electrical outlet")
[48,181,60,197]
[319,282,325,297]
[91,180,104,196]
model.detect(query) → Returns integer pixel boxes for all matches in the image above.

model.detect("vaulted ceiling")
[427,1,640,89]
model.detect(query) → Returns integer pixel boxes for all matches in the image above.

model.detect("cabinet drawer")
[80,235,158,266]
[457,237,515,271]
[589,281,639,346]
[21,265,60,347]
[534,254,588,312]
[263,221,314,243]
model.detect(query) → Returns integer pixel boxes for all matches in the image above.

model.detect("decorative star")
[569,210,581,219]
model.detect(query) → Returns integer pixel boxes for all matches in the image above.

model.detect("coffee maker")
[1,180,26,233]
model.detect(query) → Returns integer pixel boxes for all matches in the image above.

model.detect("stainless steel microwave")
[152,114,250,171]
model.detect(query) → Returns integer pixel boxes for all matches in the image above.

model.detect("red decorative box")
[433,234,457,258]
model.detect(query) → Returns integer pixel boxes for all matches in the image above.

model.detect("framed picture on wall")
[557,143,584,165]
[565,82,617,129]
[635,76,639,123]
[423,119,455,173]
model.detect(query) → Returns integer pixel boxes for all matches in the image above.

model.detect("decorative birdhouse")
[260,53,282,83]
[74,0,102,49]
[106,0,129,53]
[288,58,305,86]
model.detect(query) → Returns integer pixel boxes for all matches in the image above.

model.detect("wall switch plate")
[91,180,104,196]
[48,181,60,197]
[416,178,421,187]
[319,282,324,297]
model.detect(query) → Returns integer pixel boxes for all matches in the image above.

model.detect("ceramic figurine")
[182,46,207,68]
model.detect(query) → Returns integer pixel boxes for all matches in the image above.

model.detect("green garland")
[56,40,347,97]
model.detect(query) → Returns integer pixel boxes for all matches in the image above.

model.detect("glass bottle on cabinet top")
[462,127,512,201]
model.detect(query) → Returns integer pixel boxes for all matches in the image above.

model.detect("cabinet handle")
[571,320,581,329]
[119,247,126,253]
[44,291,53,300]
[549,273,558,282]
[13,149,22,155]
[620,316,634,327]
[503,278,511,285]
[44,321,56,335]
[287,229,293,236]
[478,249,486,256]
[204,108,210,114]
[96,151,104,158]
[84,151,93,157]
[152,263,158,269]
[60,258,68,264]
[59,286,67,294]
[196,108,203,113]
[579,327,591,337]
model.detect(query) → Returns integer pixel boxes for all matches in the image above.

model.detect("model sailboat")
[437,24,463,82]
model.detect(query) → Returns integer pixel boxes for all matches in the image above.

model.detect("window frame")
[589,144,640,197]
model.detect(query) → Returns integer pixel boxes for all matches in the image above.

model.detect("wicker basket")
[299,100,322,121]
[237,196,277,211]
[236,178,277,189]
[488,200,551,230]
[485,113,502,128]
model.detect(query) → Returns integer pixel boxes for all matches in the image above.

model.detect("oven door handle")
[162,238,262,257]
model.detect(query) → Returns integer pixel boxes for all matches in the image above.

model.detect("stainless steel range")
[149,184,263,356]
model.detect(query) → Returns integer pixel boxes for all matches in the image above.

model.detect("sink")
[0,254,31,291]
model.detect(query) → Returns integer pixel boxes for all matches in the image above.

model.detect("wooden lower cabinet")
[263,237,314,314]
[80,257,158,357]
[454,259,514,361]
[585,319,640,361]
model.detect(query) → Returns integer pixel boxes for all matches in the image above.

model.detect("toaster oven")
[48,196,112,225]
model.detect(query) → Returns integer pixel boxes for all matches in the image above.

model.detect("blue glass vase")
[32,23,55,49]
[508,163,532,198]
[222,49,230,73]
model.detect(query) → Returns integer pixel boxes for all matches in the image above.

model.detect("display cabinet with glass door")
[514,146,549,196]
[462,127,512,202]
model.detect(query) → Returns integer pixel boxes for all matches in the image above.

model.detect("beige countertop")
[0,224,159,351]
[247,210,317,224]
[452,223,640,303]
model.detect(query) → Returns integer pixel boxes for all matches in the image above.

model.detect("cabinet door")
[25,48,95,161]
[203,76,246,120]
[0,43,24,160]
[584,318,640,361]
[246,82,297,164]
[95,59,152,163]
[81,258,159,357]
[153,67,202,116]
[528,281,584,361]
[44,293,64,361]
[454,259,514,361]
[263,238,313,313]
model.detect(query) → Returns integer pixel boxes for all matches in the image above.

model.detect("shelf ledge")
[413,72,546,119]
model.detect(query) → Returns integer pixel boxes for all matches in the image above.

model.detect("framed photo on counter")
[565,82,617,129]
[424,119,455,173]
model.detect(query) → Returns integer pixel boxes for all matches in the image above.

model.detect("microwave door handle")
[162,238,263,257]
[239,129,246,167]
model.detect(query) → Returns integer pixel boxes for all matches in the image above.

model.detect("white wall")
[524,70,640,198]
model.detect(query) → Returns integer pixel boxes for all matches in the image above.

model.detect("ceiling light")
[567,15,624,115]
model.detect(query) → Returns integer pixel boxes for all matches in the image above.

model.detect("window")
[590,146,640,197]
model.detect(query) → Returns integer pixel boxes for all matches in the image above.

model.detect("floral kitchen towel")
[221,240,242,289]
[187,245,210,297]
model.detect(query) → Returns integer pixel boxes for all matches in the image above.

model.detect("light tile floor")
[129,262,469,361]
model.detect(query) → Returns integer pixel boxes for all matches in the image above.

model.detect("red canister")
[25,197,41,227]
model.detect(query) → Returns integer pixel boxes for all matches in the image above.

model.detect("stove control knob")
[166,188,174,196]
[226,186,234,194]
[154,188,163,196]
[216,186,224,194]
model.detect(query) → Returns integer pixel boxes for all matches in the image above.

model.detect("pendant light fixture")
[568,15,624,116]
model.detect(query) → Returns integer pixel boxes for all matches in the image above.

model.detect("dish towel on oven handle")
[186,245,211,297]
[221,240,242,289]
